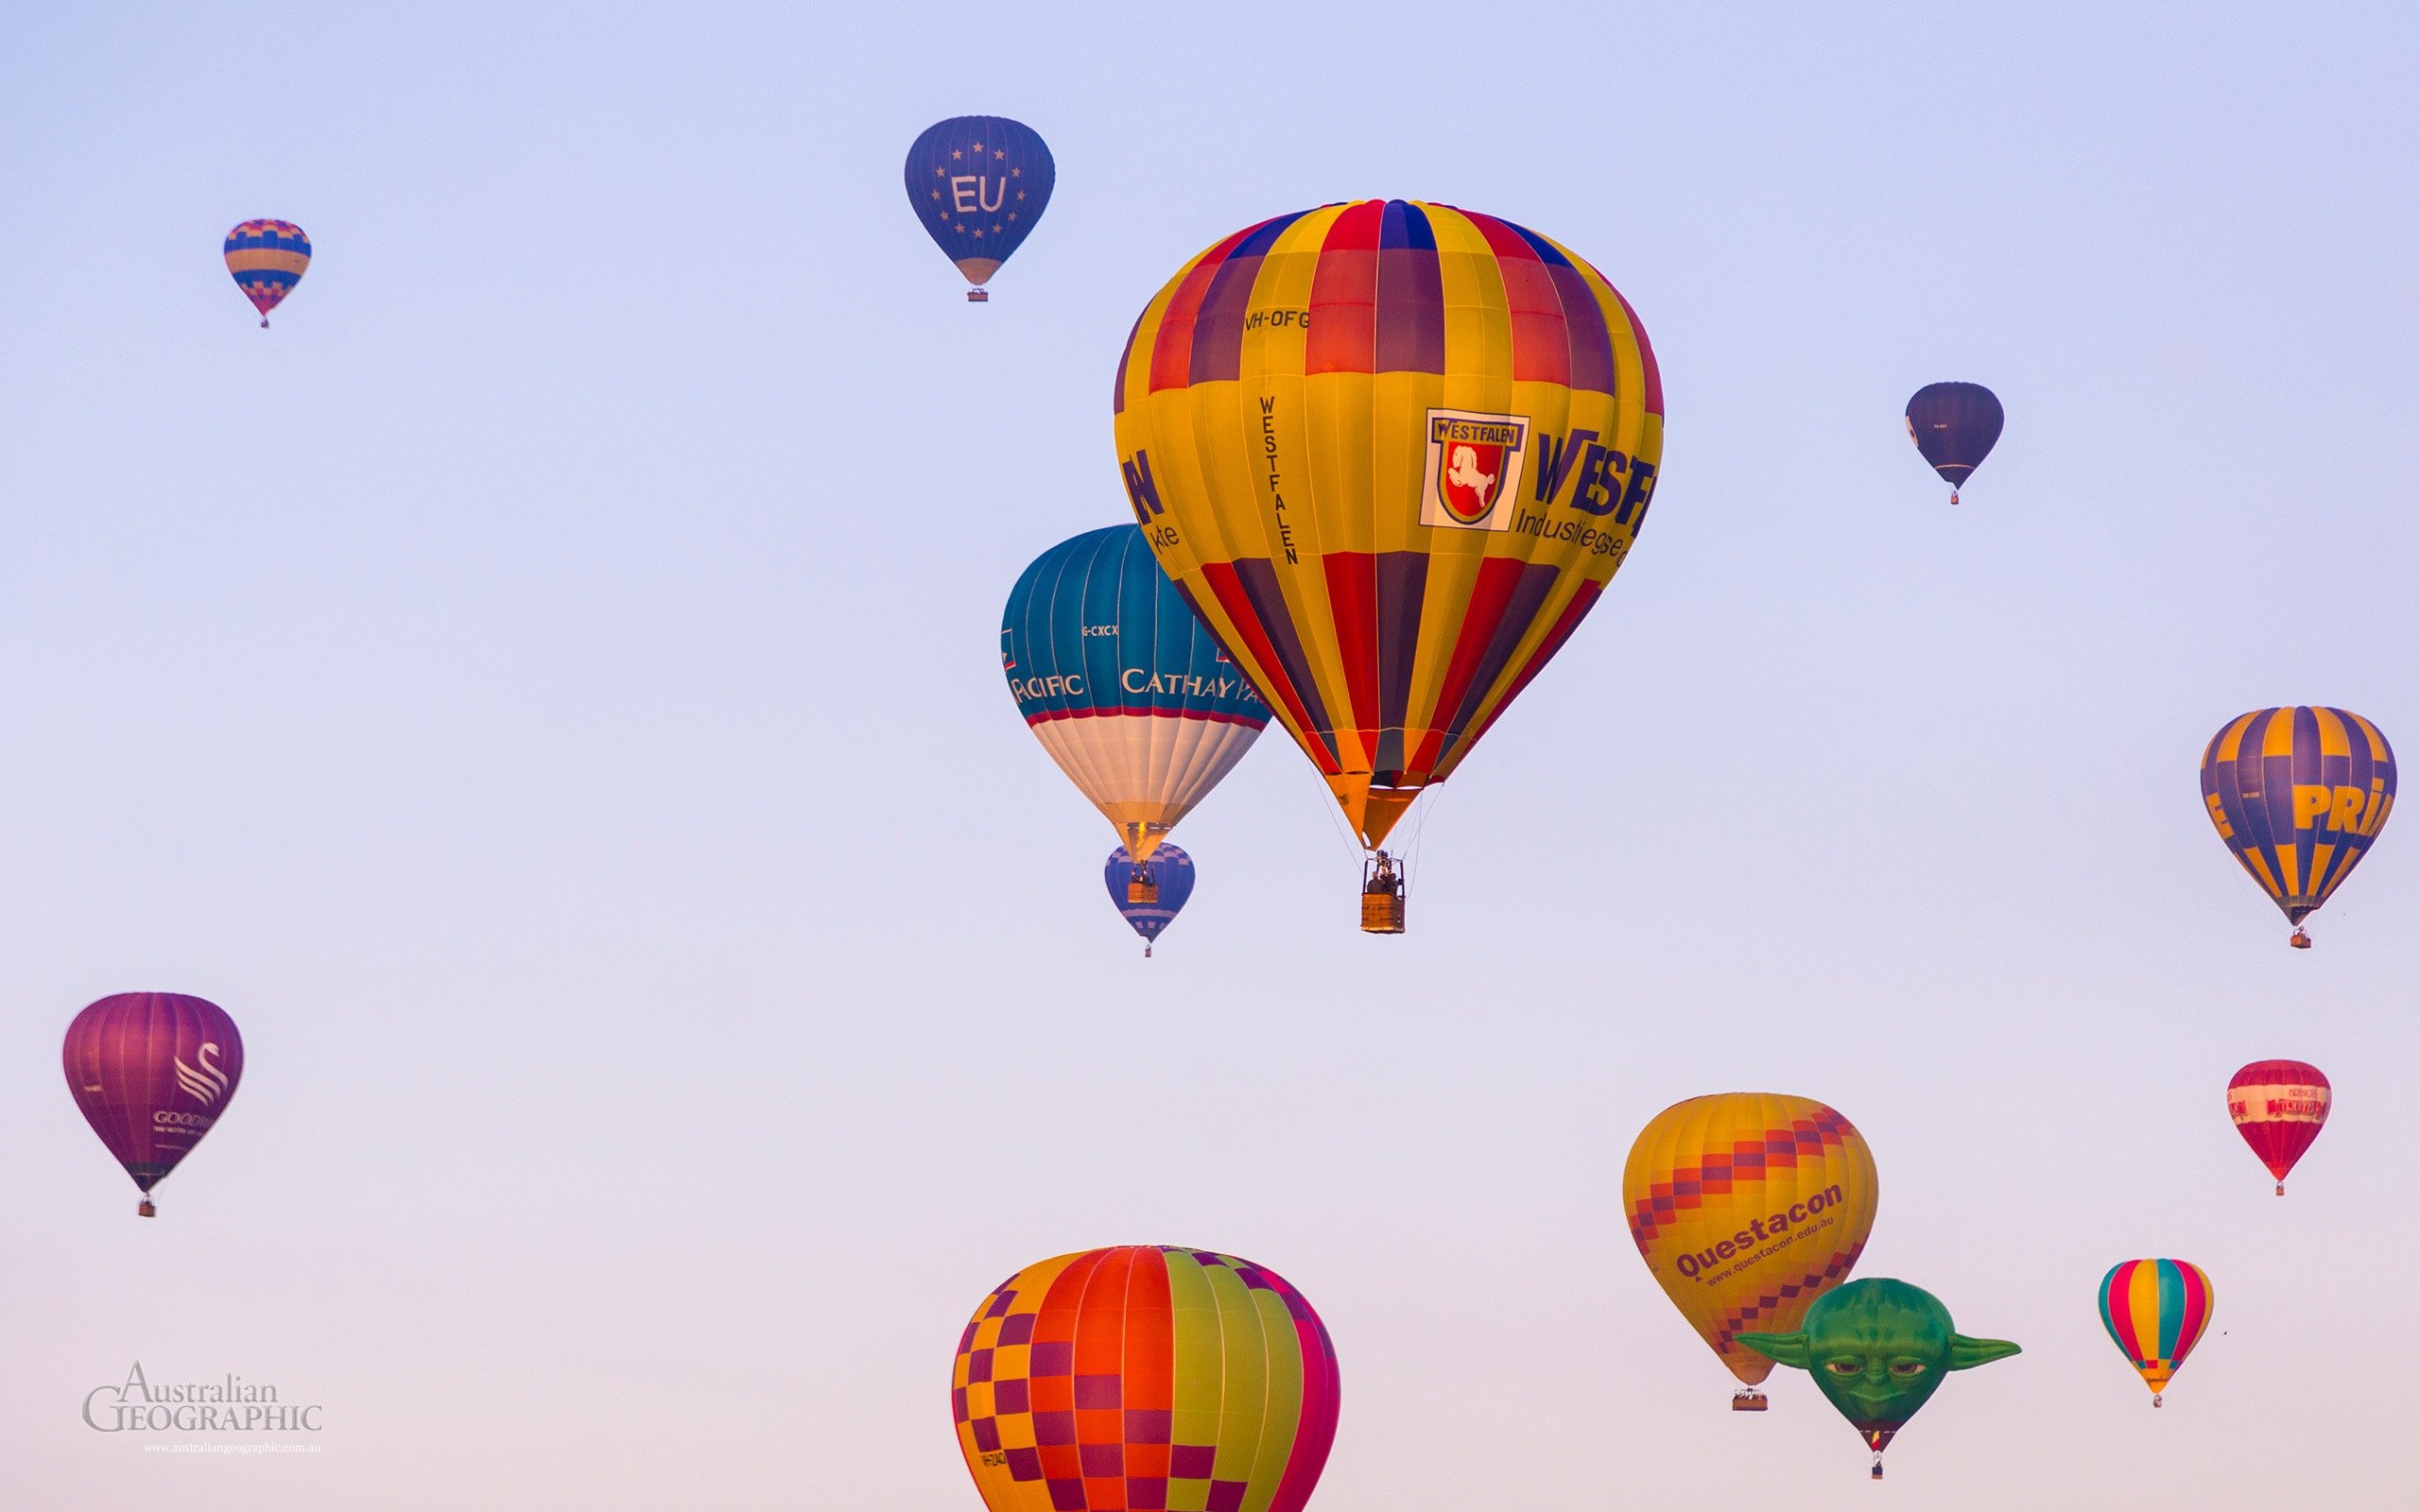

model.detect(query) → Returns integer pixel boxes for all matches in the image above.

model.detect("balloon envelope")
[1625,1093,1878,1392]
[1004,524,1268,860]
[224,219,310,325]
[2200,706,2395,940]
[2228,1059,2329,1191]
[2099,1259,2214,1402]
[905,116,1053,294]
[62,992,244,1203]
[953,1246,1339,1512]
[1903,382,2001,501]
[1106,843,1195,950]
[1113,199,1663,851]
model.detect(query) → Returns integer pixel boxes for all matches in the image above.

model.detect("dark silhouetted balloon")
[1904,382,2002,504]
[62,992,244,1216]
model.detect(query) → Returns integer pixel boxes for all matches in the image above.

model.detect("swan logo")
[175,1043,231,1108]
[1421,409,1529,529]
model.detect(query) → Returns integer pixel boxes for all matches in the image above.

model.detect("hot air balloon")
[2200,706,2395,947]
[2098,1259,2213,1406]
[1625,1093,1878,1411]
[906,116,1053,302]
[61,992,244,1216]
[1738,1279,2019,1480]
[2228,1060,2329,1194]
[953,1246,1338,1512]
[1106,843,1194,956]
[224,220,310,327]
[1112,200,1662,933]
[1004,525,1268,863]
[1903,382,2001,504]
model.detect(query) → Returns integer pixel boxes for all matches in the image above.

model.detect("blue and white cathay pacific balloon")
[1003,525,1267,862]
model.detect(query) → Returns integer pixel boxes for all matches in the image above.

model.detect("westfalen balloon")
[224,220,310,327]
[2229,1060,2329,1194]
[905,116,1053,302]
[953,1246,1339,1512]
[1004,524,1268,863]
[2200,706,2394,947]
[1625,1093,1878,1412]
[1113,200,1662,932]
[1738,1279,2019,1480]
[2098,1259,2213,1406]
[1904,382,2001,504]
[1106,843,1194,957]
[62,992,244,1216]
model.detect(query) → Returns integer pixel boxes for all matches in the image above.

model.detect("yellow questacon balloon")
[1624,1093,1879,1409]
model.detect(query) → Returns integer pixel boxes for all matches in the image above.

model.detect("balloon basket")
[2152,1394,2163,1408]
[1948,490,1960,506]
[966,288,989,303]
[259,318,270,329]
[2290,928,2311,949]
[2276,1181,2286,1196]
[1143,944,1152,959]
[1731,1390,1767,1412]
[1127,879,1160,905]
[1871,1455,1885,1481]
[1360,852,1406,935]
[137,1199,156,1217]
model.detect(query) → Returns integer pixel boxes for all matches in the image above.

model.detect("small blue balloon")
[1105,844,1195,956]
[905,115,1053,300]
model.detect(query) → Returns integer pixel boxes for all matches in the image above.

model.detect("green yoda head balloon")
[1736,1278,2018,1479]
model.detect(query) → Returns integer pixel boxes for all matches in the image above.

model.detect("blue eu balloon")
[905,115,1054,302]
[1106,844,1195,956]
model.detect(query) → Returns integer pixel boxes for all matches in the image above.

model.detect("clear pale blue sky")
[5,3,2415,1507]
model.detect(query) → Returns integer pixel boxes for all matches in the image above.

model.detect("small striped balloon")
[2098,1259,2214,1405]
[223,219,311,327]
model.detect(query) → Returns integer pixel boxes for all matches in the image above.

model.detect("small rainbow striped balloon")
[953,1246,1338,1512]
[223,219,311,327]
[2098,1259,2214,1406]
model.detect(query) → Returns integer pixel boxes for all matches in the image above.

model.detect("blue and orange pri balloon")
[1004,525,1267,863]
[905,116,1052,301]
[223,220,311,327]
[1106,843,1195,957]
[2200,706,2395,947]
[1904,382,2001,504]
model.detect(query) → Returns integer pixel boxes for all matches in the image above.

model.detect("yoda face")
[1737,1279,2017,1445]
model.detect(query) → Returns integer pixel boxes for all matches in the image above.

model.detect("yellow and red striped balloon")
[1112,200,1661,860]
[953,1246,1339,1512]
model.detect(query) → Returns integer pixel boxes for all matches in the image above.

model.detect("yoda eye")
[1824,1361,1861,1375]
[1889,1362,1927,1377]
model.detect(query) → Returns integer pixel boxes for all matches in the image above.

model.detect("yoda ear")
[1947,1334,2021,1369]
[1733,1331,1810,1369]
